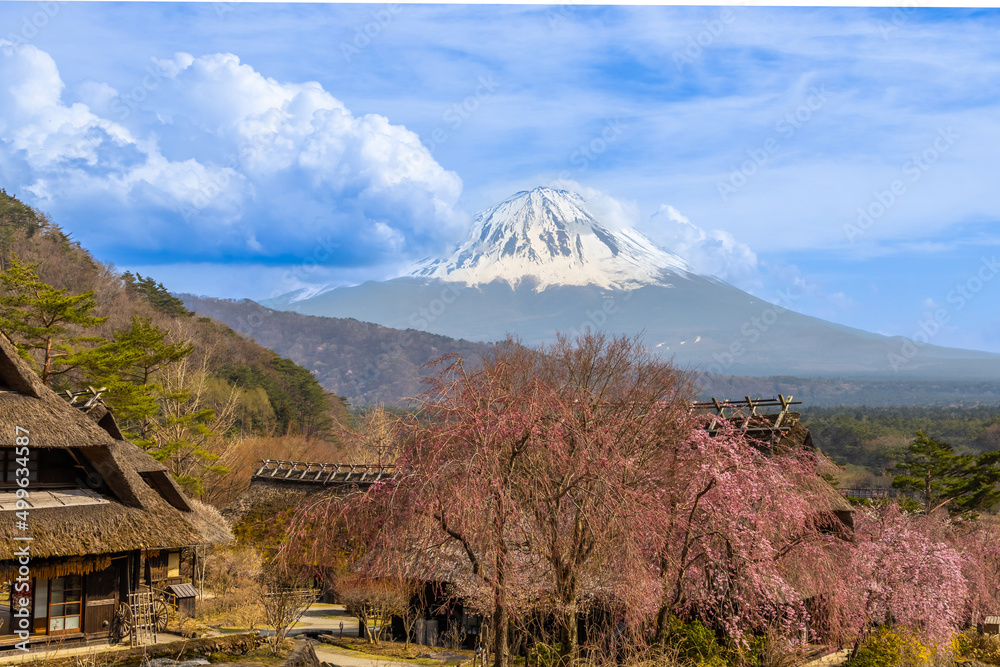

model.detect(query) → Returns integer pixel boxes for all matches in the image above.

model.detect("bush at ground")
[955,629,1000,665]
[845,627,936,667]
[657,617,802,667]
[197,585,264,630]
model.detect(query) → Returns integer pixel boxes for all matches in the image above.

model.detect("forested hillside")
[0,189,349,504]
[802,405,1000,485]
[182,294,492,407]
[183,295,1000,409]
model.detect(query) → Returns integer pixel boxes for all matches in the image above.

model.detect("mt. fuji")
[410,188,691,290]
[263,188,1000,380]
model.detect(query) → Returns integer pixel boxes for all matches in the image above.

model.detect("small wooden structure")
[225,459,395,605]
[694,396,853,533]
[227,459,395,533]
[166,583,198,618]
[252,460,395,486]
[984,615,1000,635]
[693,395,802,449]
[0,335,231,654]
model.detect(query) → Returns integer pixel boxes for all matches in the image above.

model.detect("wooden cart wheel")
[113,603,134,644]
[154,597,171,632]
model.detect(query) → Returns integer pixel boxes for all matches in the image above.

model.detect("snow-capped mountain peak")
[409,187,691,290]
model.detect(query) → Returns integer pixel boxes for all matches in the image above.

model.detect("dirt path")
[289,603,362,637]
[802,648,850,667]
[313,644,426,667]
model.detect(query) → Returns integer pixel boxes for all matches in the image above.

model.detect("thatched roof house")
[0,334,231,652]
[224,460,394,529]
[693,395,853,520]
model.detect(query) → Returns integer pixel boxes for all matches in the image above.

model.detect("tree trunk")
[925,470,932,514]
[654,604,671,646]
[492,603,508,667]
[360,613,377,644]
[559,604,579,667]
[42,336,53,385]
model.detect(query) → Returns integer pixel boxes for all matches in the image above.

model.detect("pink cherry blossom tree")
[842,504,968,654]
[281,332,986,667]
[644,414,850,645]
[950,516,1000,625]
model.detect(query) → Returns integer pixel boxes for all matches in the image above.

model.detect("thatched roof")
[70,377,233,547]
[0,334,120,449]
[775,421,853,517]
[186,498,233,545]
[223,477,327,525]
[224,460,392,525]
[0,438,226,561]
[0,336,232,563]
[776,419,814,451]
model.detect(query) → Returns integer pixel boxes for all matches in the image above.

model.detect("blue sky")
[2,3,1000,352]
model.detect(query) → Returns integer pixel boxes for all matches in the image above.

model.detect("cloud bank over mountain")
[647,204,758,286]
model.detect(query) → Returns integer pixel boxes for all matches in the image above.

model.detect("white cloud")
[646,204,758,284]
[0,42,465,271]
[549,179,642,231]
[74,80,118,115]
[754,259,856,321]
[545,179,760,287]
[143,51,464,239]
[0,41,243,219]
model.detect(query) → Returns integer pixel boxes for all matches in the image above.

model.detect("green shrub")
[662,617,729,667]
[846,627,933,667]
[529,642,562,667]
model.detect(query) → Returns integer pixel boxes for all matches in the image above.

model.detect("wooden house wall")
[178,596,196,617]
[83,559,122,635]
[143,549,187,588]
[145,551,169,584]
[0,552,141,651]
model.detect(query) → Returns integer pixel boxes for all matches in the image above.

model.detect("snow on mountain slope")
[408,187,692,290]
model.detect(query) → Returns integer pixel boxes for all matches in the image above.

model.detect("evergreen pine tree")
[0,256,107,385]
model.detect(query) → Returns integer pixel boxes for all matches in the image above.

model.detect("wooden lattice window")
[47,575,82,634]
[0,448,37,488]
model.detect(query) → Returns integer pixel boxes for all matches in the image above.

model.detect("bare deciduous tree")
[336,575,409,645]
[255,563,316,655]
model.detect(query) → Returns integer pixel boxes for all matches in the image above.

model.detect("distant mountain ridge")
[181,295,491,407]
[185,295,1000,407]
[263,187,1000,381]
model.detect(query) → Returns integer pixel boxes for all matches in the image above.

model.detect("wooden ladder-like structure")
[127,588,157,647]
[252,460,396,487]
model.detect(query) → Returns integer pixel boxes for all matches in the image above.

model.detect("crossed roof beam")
[691,395,802,443]
[252,459,396,486]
